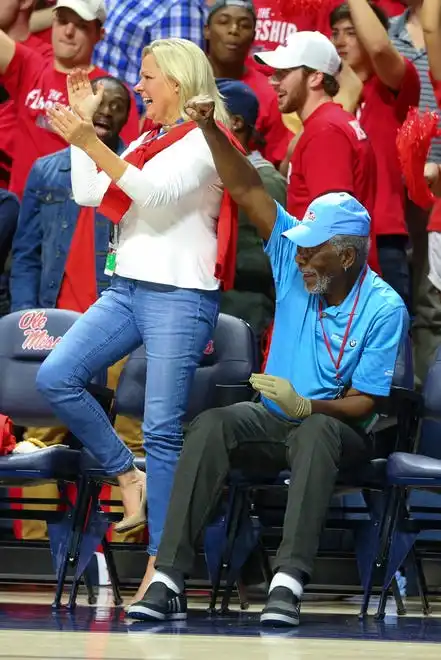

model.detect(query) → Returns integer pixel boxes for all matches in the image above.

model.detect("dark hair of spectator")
[302,66,341,98]
[91,76,131,112]
[329,2,390,32]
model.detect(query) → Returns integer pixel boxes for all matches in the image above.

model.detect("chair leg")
[217,490,248,613]
[410,547,431,616]
[236,578,249,611]
[66,478,97,610]
[52,477,91,610]
[375,586,389,621]
[219,581,235,613]
[358,564,375,620]
[376,575,406,620]
[67,576,81,610]
[208,486,243,613]
[52,547,70,610]
[83,568,97,605]
[101,536,123,607]
[374,487,403,621]
[391,575,406,615]
[68,477,94,564]
[208,567,222,613]
[376,487,400,569]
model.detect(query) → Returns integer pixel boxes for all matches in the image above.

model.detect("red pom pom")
[396,107,441,210]
[274,0,335,20]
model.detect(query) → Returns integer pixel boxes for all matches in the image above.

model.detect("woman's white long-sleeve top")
[70,128,223,290]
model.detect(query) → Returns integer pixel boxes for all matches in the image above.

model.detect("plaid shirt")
[93,0,206,115]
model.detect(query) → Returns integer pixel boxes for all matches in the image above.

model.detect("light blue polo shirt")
[262,203,409,419]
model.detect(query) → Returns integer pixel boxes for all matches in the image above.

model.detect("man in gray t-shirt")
[389,2,441,162]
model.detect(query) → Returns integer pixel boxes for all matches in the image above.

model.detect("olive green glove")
[249,374,312,419]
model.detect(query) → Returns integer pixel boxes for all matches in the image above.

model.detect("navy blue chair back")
[418,344,441,460]
[0,309,81,426]
[114,313,258,421]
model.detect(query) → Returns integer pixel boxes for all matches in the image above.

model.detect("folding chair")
[0,309,113,608]
[375,344,441,619]
[204,335,420,616]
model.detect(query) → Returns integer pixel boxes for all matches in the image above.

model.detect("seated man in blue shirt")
[127,99,409,628]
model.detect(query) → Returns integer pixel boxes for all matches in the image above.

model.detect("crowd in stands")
[2,0,441,624]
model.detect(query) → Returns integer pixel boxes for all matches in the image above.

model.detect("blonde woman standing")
[39,38,238,593]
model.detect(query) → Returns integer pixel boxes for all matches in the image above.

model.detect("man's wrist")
[82,132,101,155]
[200,119,218,137]
[296,397,312,418]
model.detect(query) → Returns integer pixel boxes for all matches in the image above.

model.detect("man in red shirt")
[255,30,380,272]
[204,0,290,167]
[0,0,139,199]
[330,0,420,308]
[0,0,53,189]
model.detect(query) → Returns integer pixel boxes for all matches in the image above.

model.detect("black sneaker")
[126,582,187,622]
[260,587,301,627]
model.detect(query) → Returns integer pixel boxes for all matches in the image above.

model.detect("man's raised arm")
[0,31,16,75]
[347,0,406,91]
[185,98,277,240]
[422,0,441,82]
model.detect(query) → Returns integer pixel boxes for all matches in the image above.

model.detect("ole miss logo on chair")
[19,310,63,351]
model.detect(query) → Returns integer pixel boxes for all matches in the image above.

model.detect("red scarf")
[98,120,244,291]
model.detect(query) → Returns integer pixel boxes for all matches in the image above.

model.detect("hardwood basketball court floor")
[0,587,440,659]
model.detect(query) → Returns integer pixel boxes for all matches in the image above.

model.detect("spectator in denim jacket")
[9,74,145,544]
[0,189,19,316]
[10,75,129,311]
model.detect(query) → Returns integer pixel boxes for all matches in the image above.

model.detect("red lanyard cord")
[318,266,368,382]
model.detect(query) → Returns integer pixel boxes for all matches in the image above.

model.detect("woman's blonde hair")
[142,37,231,127]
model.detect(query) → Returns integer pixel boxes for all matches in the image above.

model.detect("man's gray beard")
[305,272,333,295]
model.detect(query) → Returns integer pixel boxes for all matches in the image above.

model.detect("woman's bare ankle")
[118,466,143,489]
[129,556,156,605]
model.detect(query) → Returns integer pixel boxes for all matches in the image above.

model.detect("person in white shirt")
[37,37,231,591]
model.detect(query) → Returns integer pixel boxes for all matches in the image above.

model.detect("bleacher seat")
[0,309,113,608]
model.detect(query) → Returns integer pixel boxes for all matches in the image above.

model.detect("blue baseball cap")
[283,192,371,248]
[216,78,259,127]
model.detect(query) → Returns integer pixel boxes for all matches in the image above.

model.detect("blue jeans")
[36,275,220,554]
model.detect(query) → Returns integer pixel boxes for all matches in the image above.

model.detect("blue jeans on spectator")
[36,275,219,554]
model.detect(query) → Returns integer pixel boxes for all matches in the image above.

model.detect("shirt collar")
[319,266,368,318]
[303,101,335,128]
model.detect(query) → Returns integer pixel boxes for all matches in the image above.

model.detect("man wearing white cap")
[0,0,139,198]
[255,30,380,273]
[126,100,408,627]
